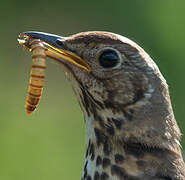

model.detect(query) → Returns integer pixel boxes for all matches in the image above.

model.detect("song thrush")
[19,31,185,180]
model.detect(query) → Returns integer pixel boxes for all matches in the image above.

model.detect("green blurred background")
[0,0,185,179]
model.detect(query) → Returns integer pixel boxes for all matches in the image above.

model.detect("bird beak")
[18,31,91,72]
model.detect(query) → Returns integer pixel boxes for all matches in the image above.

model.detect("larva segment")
[26,39,46,114]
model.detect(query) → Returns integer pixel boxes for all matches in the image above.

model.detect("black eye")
[99,50,119,68]
[56,39,64,46]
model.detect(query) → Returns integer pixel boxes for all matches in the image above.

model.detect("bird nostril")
[56,39,64,46]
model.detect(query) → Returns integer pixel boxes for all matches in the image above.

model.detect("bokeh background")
[0,1,185,179]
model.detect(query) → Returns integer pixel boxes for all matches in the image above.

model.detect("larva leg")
[26,39,46,114]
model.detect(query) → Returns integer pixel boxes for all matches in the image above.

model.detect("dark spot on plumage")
[91,153,95,161]
[84,161,88,170]
[83,161,87,179]
[107,118,112,123]
[83,171,87,179]
[111,165,125,178]
[86,140,91,158]
[104,100,116,110]
[98,119,105,128]
[129,109,134,114]
[114,154,125,164]
[96,155,102,166]
[94,128,107,146]
[156,175,172,180]
[124,141,168,159]
[136,160,147,168]
[94,171,100,180]
[85,149,88,158]
[80,89,90,116]
[105,124,115,135]
[87,175,92,180]
[162,177,173,180]
[100,172,109,180]
[89,142,93,153]
[103,91,120,112]
[89,143,95,161]
[102,157,111,168]
[103,139,112,156]
[112,118,123,129]
[123,109,134,121]
[126,136,139,143]
[93,112,105,128]
[124,142,145,158]
[133,89,144,104]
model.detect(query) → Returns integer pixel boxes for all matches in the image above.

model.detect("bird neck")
[81,110,184,180]
[75,73,185,179]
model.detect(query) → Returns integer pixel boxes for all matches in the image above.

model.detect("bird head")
[18,31,181,151]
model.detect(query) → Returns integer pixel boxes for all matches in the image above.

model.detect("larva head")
[18,31,181,149]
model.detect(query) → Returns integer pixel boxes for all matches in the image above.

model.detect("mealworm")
[26,39,46,114]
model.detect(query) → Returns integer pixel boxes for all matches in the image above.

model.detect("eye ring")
[97,47,122,69]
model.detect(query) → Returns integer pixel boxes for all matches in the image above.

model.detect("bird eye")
[56,39,64,46]
[99,50,119,68]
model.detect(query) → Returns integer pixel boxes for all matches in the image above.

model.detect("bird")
[18,31,185,180]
